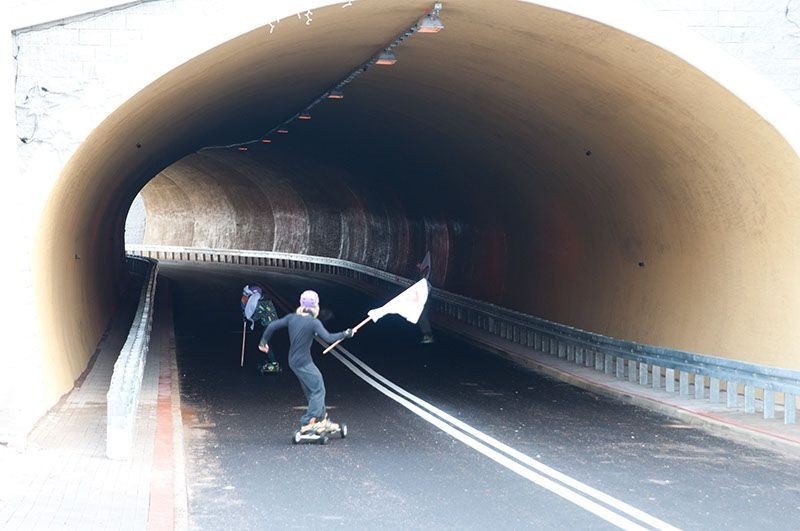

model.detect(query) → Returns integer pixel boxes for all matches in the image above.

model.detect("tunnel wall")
[133,0,800,372]
[140,151,509,301]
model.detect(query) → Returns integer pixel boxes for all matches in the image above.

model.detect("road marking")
[262,284,678,530]
[328,344,681,531]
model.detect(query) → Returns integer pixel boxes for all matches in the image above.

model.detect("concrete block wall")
[13,0,340,183]
[638,0,800,104]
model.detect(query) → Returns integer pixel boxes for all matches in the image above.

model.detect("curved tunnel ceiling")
[41,0,800,389]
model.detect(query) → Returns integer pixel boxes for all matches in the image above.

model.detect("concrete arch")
[20,0,800,436]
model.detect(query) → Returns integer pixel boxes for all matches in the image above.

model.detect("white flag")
[367,278,429,324]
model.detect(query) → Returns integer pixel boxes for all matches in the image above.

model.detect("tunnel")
[36,0,800,411]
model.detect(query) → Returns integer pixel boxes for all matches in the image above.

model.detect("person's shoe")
[300,418,318,434]
[420,334,435,344]
[314,414,339,434]
[260,361,281,374]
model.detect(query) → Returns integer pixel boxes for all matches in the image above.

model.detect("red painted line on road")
[148,357,175,530]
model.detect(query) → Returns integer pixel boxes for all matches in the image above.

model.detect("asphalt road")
[160,262,800,530]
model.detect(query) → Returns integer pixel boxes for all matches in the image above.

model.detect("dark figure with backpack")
[241,283,281,373]
[258,290,355,434]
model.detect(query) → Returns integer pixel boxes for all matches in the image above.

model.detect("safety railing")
[125,244,798,424]
[106,255,159,459]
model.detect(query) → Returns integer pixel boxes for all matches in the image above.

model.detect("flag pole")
[323,316,372,354]
[240,320,247,367]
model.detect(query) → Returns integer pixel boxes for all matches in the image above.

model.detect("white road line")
[328,344,681,531]
[265,287,678,530]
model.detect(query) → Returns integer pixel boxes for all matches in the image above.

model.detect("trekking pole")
[322,316,372,354]
[240,320,247,367]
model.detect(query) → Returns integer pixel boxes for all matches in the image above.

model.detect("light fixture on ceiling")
[418,2,444,33]
[417,15,443,33]
[298,113,312,120]
[261,139,272,143]
[327,90,345,99]
[376,51,397,65]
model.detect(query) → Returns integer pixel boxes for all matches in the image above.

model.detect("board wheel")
[340,424,347,438]
[292,431,301,444]
[318,435,329,445]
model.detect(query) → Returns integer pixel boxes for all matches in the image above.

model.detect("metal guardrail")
[106,255,159,459]
[125,244,798,424]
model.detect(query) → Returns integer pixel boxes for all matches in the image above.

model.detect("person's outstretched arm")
[312,319,354,344]
[259,314,290,351]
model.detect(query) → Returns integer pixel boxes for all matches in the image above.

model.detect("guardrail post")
[763,391,775,419]
[709,378,720,403]
[785,394,796,424]
[639,363,648,386]
[695,374,705,399]
[595,351,604,371]
[666,368,675,393]
[727,382,738,408]
[744,385,755,413]
[679,372,689,396]
[628,360,637,383]
[652,365,661,389]
[604,354,613,375]
[616,358,625,379]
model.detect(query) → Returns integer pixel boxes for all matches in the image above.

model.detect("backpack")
[241,285,279,328]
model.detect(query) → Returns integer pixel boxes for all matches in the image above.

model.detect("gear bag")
[241,284,278,328]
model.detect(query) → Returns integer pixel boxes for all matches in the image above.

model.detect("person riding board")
[258,290,355,434]
[241,283,281,373]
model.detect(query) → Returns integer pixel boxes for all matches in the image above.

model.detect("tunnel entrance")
[44,0,800,427]
[120,0,800,373]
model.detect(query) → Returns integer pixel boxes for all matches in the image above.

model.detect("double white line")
[326,343,681,531]
[264,286,678,530]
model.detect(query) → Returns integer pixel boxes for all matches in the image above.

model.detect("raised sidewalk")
[0,280,186,530]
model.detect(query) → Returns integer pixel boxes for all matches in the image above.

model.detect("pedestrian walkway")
[0,279,185,531]
[440,313,800,457]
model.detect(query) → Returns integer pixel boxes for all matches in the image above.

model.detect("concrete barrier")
[106,256,158,460]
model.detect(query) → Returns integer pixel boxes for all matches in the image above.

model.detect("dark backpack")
[241,285,279,328]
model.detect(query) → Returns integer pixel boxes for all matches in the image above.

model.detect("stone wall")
[638,0,800,104]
